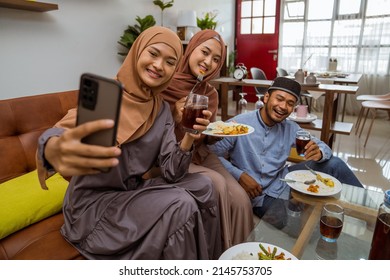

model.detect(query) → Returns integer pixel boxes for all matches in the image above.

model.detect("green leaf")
[117,15,156,56]
[153,0,174,11]
[197,11,218,30]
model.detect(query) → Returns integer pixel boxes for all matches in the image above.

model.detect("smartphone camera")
[81,78,99,110]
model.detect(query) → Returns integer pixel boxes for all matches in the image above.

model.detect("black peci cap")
[268,77,301,100]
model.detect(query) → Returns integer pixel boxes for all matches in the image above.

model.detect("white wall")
[0,0,235,99]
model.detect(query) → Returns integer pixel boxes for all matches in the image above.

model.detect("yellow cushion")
[0,170,68,239]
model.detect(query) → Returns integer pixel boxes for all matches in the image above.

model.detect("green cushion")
[0,170,68,239]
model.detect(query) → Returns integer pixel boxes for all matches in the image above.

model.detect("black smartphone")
[76,73,122,171]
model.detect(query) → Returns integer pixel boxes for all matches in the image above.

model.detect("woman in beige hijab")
[36,26,221,260]
[161,30,253,249]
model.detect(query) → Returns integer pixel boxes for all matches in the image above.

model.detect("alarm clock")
[233,63,247,80]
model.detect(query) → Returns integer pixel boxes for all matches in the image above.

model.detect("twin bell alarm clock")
[233,63,247,80]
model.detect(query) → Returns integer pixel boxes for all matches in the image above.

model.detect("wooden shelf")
[0,0,58,12]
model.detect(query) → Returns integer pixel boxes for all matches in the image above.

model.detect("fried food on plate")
[316,174,335,187]
[208,121,249,135]
[307,184,320,193]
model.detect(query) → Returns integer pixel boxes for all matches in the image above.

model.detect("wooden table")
[314,73,362,121]
[211,77,359,148]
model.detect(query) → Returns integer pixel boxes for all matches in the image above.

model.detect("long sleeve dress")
[37,102,222,260]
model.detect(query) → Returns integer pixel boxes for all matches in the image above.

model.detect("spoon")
[280,178,316,185]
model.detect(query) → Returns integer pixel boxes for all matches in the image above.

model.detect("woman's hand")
[239,172,263,199]
[180,109,212,150]
[189,109,212,139]
[44,119,121,177]
[172,97,186,124]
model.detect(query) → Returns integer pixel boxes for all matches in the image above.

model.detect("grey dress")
[38,102,222,260]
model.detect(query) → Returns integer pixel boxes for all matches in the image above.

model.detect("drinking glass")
[295,130,311,156]
[238,92,247,114]
[255,94,264,110]
[181,93,208,134]
[315,237,338,260]
[320,203,344,243]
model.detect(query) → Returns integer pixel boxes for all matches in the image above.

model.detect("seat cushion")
[0,170,68,239]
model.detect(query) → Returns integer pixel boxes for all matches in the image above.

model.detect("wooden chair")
[357,100,390,147]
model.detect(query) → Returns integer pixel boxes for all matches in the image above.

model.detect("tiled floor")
[218,93,390,194]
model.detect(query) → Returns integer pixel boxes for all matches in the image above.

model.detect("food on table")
[307,184,320,193]
[316,173,335,187]
[208,121,249,135]
[258,243,291,260]
[231,243,294,260]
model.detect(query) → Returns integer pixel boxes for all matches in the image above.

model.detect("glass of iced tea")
[181,93,208,134]
[320,203,344,243]
[295,130,311,157]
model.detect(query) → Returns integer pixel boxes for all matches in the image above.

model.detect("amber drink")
[296,130,310,156]
[320,203,344,242]
[181,94,208,134]
[368,189,390,259]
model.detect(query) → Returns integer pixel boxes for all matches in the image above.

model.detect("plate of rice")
[218,242,298,260]
[202,121,254,137]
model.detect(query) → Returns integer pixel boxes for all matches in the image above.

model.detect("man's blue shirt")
[208,110,332,207]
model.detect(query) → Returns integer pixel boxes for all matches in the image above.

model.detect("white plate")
[202,121,255,137]
[288,112,317,123]
[219,242,298,260]
[285,170,342,196]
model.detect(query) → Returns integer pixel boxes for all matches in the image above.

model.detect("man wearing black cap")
[209,77,363,218]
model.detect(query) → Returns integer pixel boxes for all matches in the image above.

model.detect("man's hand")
[304,140,322,161]
[238,172,263,199]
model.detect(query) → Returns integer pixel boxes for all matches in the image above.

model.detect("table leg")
[220,83,229,121]
[341,94,347,122]
[291,204,322,259]
[321,92,334,145]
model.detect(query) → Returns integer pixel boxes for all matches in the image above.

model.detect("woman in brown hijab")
[36,26,221,260]
[161,30,253,250]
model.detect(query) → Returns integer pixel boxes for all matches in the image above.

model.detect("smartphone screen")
[76,73,122,149]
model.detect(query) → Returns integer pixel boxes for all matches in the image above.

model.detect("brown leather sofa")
[0,90,84,260]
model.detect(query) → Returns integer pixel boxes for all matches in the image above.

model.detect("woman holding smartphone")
[36,26,221,260]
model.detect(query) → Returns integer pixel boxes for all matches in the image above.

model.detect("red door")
[235,0,280,101]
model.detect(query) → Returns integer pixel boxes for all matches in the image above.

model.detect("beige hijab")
[161,29,226,124]
[56,26,183,145]
[38,26,182,189]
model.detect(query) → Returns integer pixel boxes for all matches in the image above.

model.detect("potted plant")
[153,0,174,26]
[228,50,237,77]
[117,15,156,56]
[197,11,218,30]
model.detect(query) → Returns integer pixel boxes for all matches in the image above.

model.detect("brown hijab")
[55,26,183,145]
[161,29,226,124]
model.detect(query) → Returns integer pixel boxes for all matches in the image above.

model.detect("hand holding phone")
[76,73,123,172]
[77,73,122,148]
